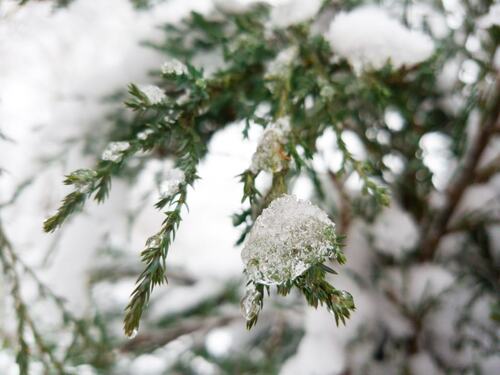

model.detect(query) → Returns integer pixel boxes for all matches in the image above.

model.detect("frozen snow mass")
[241,194,341,285]
[250,117,290,174]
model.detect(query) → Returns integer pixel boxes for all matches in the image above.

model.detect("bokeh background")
[1,0,499,374]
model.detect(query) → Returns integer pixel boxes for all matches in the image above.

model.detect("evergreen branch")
[332,123,390,207]
[123,195,185,336]
[124,125,203,336]
[122,313,239,353]
[0,224,65,374]
[247,264,356,329]
[43,191,86,233]
[245,236,350,329]
[239,170,261,205]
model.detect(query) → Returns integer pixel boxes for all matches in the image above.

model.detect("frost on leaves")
[242,194,342,285]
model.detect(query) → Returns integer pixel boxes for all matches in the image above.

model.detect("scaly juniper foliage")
[1,0,498,373]
[44,2,367,337]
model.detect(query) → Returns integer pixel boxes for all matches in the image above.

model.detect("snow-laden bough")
[241,194,343,285]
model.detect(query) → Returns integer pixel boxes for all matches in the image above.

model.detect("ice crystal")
[137,84,166,105]
[159,167,185,199]
[146,234,162,249]
[242,195,340,285]
[101,141,130,162]
[326,6,435,73]
[240,284,261,321]
[250,117,290,174]
[161,59,188,76]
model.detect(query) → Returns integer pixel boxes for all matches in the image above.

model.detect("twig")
[474,154,500,184]
[0,223,65,374]
[420,78,500,260]
[121,313,239,353]
[328,169,352,234]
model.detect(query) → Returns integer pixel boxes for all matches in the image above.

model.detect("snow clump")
[159,167,185,199]
[250,117,290,174]
[161,59,188,76]
[101,141,130,162]
[326,6,435,73]
[137,85,166,105]
[242,194,341,285]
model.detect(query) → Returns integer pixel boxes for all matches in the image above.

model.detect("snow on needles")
[137,84,166,105]
[241,194,340,285]
[326,6,435,73]
[249,117,290,174]
[159,167,185,199]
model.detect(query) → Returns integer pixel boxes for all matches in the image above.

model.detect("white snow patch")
[137,84,166,104]
[478,3,500,28]
[270,0,322,28]
[371,204,419,259]
[326,6,435,73]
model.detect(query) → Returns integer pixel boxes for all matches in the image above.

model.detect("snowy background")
[1,0,499,374]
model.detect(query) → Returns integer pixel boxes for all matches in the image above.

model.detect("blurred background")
[0,0,499,374]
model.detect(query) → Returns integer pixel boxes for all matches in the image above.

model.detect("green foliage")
[44,3,364,336]
[39,3,500,366]
[0,221,111,375]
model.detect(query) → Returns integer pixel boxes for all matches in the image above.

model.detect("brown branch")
[328,169,352,235]
[88,260,197,285]
[420,79,500,260]
[120,313,238,353]
[474,154,500,184]
[447,217,500,234]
